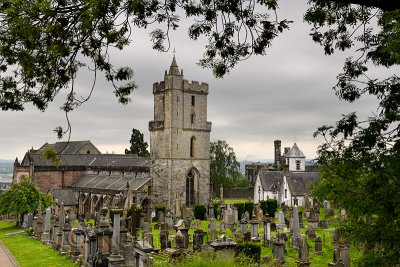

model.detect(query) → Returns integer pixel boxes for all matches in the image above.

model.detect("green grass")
[0,221,76,267]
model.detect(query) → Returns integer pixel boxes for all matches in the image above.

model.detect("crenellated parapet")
[152,80,208,94]
[183,80,209,94]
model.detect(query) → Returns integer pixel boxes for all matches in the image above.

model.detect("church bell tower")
[149,56,212,212]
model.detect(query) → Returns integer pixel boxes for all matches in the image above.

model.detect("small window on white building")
[285,189,287,198]
[296,160,300,170]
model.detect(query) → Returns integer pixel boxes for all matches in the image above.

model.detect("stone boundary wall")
[212,188,253,199]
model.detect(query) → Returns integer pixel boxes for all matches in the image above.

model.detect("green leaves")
[210,140,241,193]
[0,176,54,215]
[125,128,150,157]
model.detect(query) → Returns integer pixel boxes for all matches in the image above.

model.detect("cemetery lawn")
[0,221,76,267]
[150,207,363,266]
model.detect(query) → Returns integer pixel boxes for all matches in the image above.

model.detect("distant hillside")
[0,159,13,174]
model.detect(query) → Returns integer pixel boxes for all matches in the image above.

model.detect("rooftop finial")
[169,49,180,75]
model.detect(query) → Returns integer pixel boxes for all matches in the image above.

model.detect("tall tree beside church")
[210,140,241,193]
[125,128,150,157]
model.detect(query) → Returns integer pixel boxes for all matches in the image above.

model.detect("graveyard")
[0,194,363,266]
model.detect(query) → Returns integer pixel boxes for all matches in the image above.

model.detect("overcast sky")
[0,0,382,162]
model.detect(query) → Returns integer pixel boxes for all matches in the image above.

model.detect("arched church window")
[186,170,194,206]
[190,136,196,157]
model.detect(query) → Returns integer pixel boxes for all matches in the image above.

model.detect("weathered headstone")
[219,222,226,234]
[328,246,342,267]
[250,214,260,240]
[240,214,248,234]
[193,229,205,251]
[306,226,316,240]
[175,230,184,249]
[315,236,322,254]
[165,210,174,231]
[108,208,124,266]
[34,201,44,240]
[296,234,310,266]
[298,210,304,228]
[277,211,285,230]
[243,231,251,242]
[42,207,51,244]
[272,241,285,265]
[263,221,271,247]
[234,230,243,242]
[291,206,300,248]
[319,219,328,229]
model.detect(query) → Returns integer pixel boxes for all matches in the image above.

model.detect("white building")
[253,142,319,206]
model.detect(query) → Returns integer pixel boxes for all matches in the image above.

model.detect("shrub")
[266,199,278,217]
[259,200,268,215]
[234,201,254,220]
[133,206,142,228]
[194,204,207,220]
[212,198,220,219]
[234,243,261,263]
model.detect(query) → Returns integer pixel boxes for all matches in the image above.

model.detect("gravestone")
[157,211,165,223]
[193,229,205,251]
[165,211,174,231]
[207,201,215,219]
[34,201,44,240]
[55,203,64,251]
[234,230,243,242]
[298,211,304,228]
[42,207,51,244]
[291,206,300,248]
[306,227,316,240]
[108,208,124,266]
[27,213,33,228]
[296,234,310,266]
[263,221,271,247]
[219,222,226,234]
[272,241,285,265]
[320,219,328,229]
[256,209,263,228]
[315,236,322,254]
[250,215,260,241]
[244,211,250,221]
[175,230,184,249]
[95,205,113,267]
[323,200,330,212]
[240,214,248,234]
[277,211,285,230]
[332,229,339,243]
[243,231,251,242]
[61,209,72,252]
[144,233,153,248]
[328,247,342,267]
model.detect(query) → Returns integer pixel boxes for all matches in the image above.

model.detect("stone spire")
[169,55,180,75]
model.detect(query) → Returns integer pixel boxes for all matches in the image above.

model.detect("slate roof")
[69,173,151,193]
[25,154,150,169]
[286,143,305,158]
[50,189,76,206]
[287,172,319,196]
[35,141,100,154]
[259,171,283,191]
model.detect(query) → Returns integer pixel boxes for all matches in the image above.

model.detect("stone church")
[13,56,212,217]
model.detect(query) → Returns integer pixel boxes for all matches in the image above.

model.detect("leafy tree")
[233,173,250,188]
[125,128,150,157]
[210,140,241,193]
[305,2,400,265]
[0,177,54,215]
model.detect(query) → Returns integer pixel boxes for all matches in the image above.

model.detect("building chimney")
[274,140,281,167]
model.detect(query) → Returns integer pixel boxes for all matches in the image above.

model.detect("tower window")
[296,160,300,170]
[162,96,165,108]
[190,136,196,157]
[186,170,194,206]
[191,113,195,124]
[192,95,195,106]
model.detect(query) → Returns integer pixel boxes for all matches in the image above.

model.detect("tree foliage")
[0,176,54,215]
[125,128,150,157]
[0,0,290,138]
[305,1,400,265]
[210,140,241,193]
